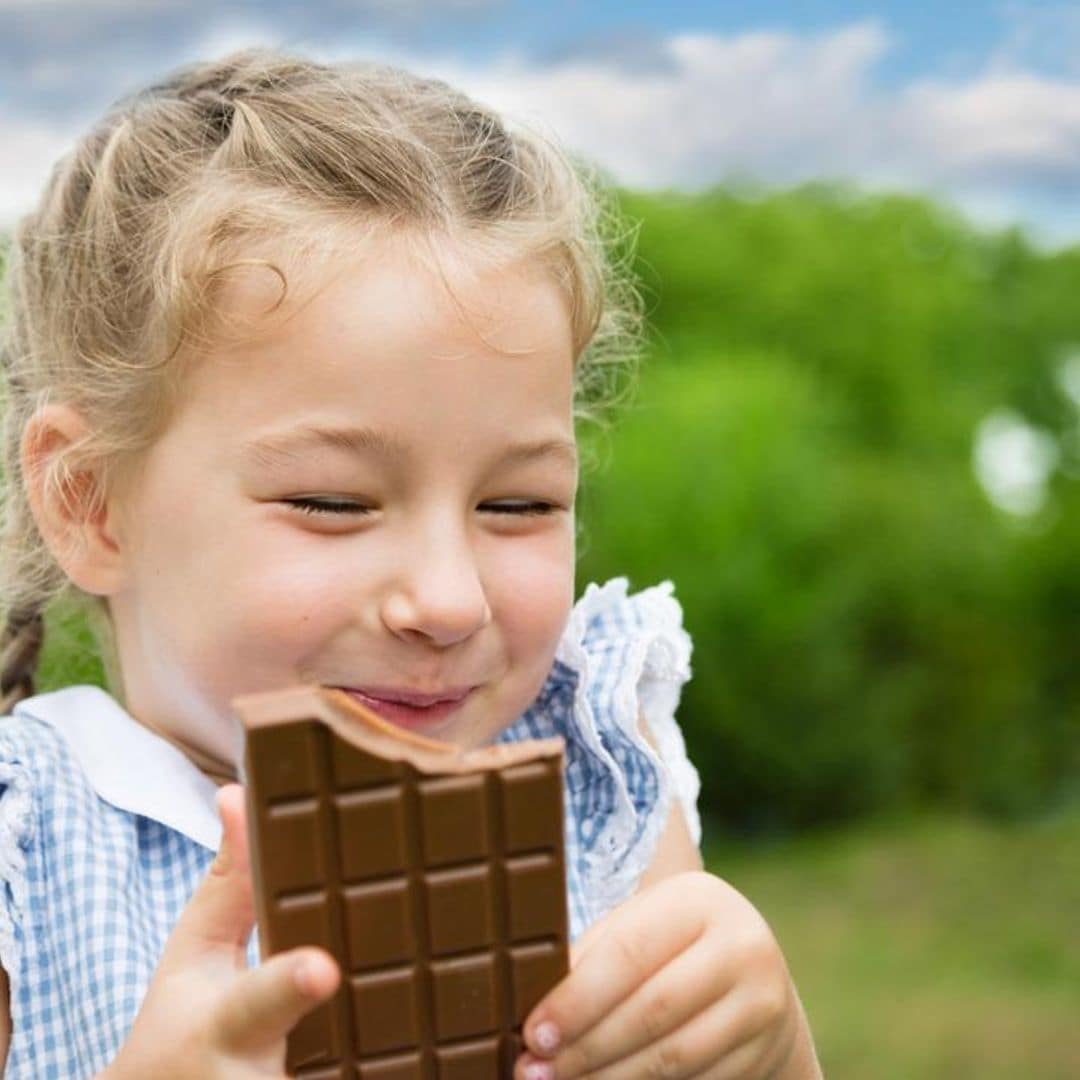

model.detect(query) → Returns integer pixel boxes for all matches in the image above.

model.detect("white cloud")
[896,73,1080,181]
[5,21,1080,244]
[353,23,893,190]
[349,21,1080,243]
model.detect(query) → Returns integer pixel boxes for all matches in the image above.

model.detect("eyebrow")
[242,425,578,471]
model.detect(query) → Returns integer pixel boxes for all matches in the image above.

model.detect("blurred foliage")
[577,182,1080,831]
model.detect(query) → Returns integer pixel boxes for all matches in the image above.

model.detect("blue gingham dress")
[0,578,700,1079]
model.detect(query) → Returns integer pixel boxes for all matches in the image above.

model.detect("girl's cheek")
[228,549,360,639]
[230,522,574,646]
[483,531,575,637]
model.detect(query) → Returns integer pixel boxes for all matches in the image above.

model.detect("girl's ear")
[20,403,128,597]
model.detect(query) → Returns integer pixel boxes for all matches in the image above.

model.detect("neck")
[138,713,239,787]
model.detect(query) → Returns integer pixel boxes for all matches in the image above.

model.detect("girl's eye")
[283,497,371,516]
[281,498,562,517]
[480,501,560,516]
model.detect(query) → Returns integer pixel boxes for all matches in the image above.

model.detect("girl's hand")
[516,871,821,1080]
[99,784,340,1080]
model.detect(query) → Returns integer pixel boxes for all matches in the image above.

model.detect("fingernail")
[531,1020,561,1054]
[524,1063,555,1080]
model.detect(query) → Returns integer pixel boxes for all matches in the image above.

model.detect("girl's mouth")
[334,686,473,732]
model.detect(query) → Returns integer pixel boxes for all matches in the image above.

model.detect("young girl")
[0,50,821,1079]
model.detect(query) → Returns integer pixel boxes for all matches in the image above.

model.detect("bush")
[576,185,1080,830]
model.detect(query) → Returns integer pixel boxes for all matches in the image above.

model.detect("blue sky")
[355,1,1043,83]
[3,0,1080,246]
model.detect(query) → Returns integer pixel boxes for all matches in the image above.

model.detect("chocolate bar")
[233,685,570,1079]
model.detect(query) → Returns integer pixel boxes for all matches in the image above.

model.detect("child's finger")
[160,784,255,967]
[212,947,341,1055]
[525,924,734,1078]
[567,910,610,970]
[526,989,761,1080]
[523,873,715,1060]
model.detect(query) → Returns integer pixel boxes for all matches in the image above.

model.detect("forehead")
[177,229,578,457]
[207,227,574,361]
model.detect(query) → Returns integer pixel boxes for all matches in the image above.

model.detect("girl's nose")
[379,531,492,648]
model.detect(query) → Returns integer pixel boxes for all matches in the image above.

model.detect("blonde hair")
[0,48,643,710]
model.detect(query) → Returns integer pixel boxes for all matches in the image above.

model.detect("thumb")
[163,783,256,965]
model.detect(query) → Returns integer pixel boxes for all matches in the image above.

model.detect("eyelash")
[284,498,370,516]
[283,498,560,517]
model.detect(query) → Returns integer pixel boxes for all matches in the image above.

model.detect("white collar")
[14,685,224,852]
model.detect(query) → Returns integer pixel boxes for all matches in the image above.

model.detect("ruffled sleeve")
[504,577,702,933]
[0,724,34,979]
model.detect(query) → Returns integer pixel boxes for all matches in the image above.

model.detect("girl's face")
[107,234,579,769]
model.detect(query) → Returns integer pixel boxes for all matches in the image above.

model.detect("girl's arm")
[636,799,703,889]
[635,714,704,890]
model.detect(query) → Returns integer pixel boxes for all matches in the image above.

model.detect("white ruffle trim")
[555,577,701,922]
[0,744,32,975]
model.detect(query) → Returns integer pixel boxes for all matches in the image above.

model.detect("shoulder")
[514,578,703,934]
[556,578,701,848]
[0,688,110,833]
[0,701,70,767]
[0,692,105,882]
[0,687,146,949]
[556,576,692,670]
[0,691,223,1075]
[0,707,72,1029]
[0,706,71,861]
[552,576,694,736]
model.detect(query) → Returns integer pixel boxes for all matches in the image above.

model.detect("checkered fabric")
[0,716,263,1078]
[498,577,700,937]
[0,577,699,1078]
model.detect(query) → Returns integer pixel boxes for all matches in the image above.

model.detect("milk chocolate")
[233,685,570,1079]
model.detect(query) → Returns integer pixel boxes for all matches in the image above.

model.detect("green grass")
[703,808,1080,1079]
